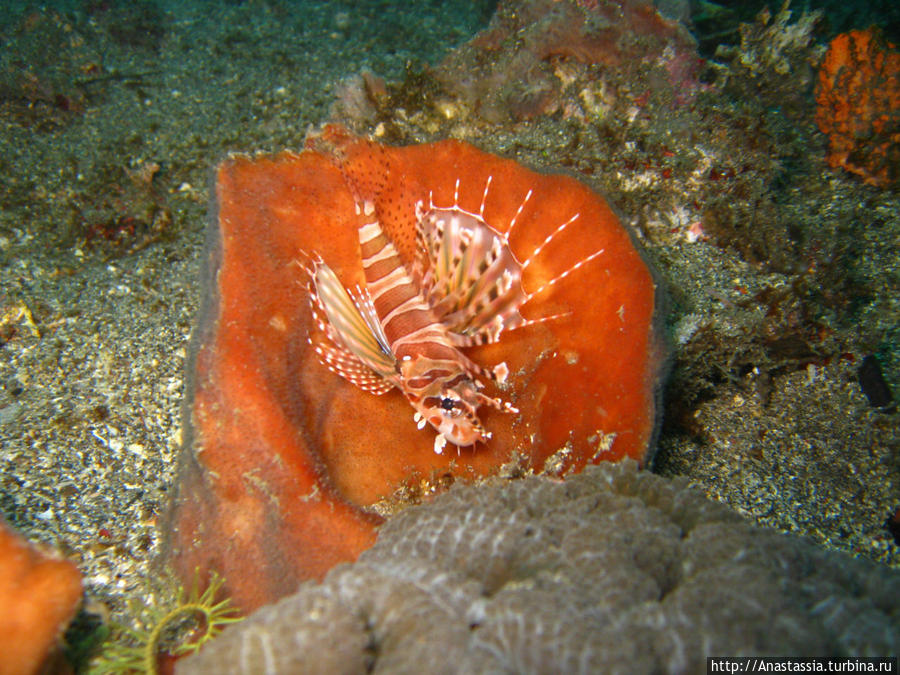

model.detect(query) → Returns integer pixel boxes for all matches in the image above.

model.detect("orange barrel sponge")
[815,27,900,187]
[0,518,82,675]
[163,127,664,613]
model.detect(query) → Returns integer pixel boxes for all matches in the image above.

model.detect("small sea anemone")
[92,570,241,674]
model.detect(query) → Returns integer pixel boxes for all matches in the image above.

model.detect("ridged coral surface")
[178,461,900,674]
[815,28,900,187]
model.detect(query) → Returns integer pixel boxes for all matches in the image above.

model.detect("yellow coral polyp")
[92,570,242,674]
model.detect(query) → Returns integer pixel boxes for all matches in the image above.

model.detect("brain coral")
[177,461,900,674]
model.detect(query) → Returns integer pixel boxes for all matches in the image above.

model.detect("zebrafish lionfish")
[303,177,603,455]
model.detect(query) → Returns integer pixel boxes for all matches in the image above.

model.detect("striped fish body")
[307,202,512,455]
[306,177,602,455]
[358,208,497,451]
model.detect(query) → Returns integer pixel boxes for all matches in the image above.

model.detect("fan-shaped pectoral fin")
[311,340,396,394]
[306,256,398,386]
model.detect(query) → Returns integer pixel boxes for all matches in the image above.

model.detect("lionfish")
[304,177,603,455]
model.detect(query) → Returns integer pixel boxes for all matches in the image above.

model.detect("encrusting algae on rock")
[162,126,664,613]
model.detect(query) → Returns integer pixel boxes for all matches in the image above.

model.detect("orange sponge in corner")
[815,27,900,187]
[0,518,82,675]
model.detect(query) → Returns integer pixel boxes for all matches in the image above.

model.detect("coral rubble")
[436,0,699,122]
[715,2,824,120]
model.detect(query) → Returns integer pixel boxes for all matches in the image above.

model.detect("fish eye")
[440,397,456,411]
